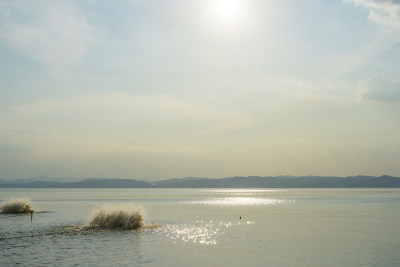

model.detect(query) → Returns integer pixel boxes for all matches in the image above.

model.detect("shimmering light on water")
[207,189,288,194]
[185,197,293,206]
[205,189,288,197]
[154,220,255,245]
[160,223,219,245]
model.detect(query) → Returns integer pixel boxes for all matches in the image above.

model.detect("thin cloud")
[0,0,92,74]
[357,75,400,102]
[320,1,400,79]
[3,92,253,137]
[344,0,400,26]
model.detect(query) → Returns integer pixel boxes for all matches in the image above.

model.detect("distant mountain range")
[1,175,400,188]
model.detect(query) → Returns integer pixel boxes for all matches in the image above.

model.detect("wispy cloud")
[317,1,400,81]
[344,0,400,26]
[0,92,253,179]
[0,0,92,74]
[357,75,400,102]
[2,92,253,138]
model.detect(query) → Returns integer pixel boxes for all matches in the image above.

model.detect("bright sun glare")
[212,0,242,23]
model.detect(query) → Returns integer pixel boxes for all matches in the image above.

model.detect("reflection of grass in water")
[0,198,33,214]
[89,204,144,230]
[56,223,161,235]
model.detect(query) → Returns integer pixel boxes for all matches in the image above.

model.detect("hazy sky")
[1,0,400,180]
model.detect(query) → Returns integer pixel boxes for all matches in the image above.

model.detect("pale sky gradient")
[1,0,400,180]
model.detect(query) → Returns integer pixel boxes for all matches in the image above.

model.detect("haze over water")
[1,188,399,266]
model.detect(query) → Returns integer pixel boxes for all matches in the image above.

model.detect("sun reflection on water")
[156,220,254,245]
[206,189,288,193]
[185,197,293,206]
[159,223,219,245]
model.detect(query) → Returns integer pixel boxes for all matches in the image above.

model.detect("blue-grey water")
[1,188,400,266]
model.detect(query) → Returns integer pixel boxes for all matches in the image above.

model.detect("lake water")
[1,188,400,266]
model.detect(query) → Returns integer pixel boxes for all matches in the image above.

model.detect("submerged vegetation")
[0,198,33,214]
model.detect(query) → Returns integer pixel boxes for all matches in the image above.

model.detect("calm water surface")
[1,188,399,266]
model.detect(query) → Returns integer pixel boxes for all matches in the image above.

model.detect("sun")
[212,0,243,23]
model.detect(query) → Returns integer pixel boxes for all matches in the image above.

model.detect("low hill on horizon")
[1,175,400,188]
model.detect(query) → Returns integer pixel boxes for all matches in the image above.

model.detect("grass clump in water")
[0,198,33,214]
[89,204,143,230]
